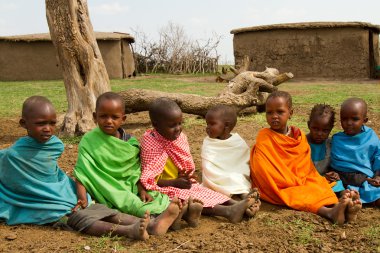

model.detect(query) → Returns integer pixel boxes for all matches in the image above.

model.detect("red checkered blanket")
[140,129,230,207]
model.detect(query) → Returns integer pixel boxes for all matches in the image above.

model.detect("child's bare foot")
[330,193,350,225]
[245,199,261,218]
[183,197,203,227]
[246,188,260,201]
[130,211,150,240]
[171,199,188,231]
[226,195,256,223]
[346,198,362,223]
[147,197,180,235]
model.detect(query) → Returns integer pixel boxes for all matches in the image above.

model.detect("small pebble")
[5,233,17,240]
[84,245,91,250]
[340,231,347,240]
[67,144,73,149]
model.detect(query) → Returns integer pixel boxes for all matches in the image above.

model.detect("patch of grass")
[60,136,83,145]
[290,218,321,245]
[79,234,126,253]
[364,225,380,240]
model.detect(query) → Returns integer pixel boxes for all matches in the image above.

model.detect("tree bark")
[46,0,110,136]
[119,67,293,116]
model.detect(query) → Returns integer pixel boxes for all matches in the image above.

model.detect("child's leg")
[83,211,150,240]
[317,192,350,225]
[147,197,181,235]
[374,198,380,207]
[202,195,255,223]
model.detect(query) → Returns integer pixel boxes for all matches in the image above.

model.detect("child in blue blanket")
[0,96,149,240]
[306,104,345,193]
[330,97,379,209]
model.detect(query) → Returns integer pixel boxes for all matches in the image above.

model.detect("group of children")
[0,90,379,240]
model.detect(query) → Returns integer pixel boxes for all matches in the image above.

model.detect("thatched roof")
[231,22,380,34]
[0,32,135,43]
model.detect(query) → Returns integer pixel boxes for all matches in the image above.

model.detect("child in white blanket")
[201,105,258,203]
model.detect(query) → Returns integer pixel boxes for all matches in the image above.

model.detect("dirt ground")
[1,81,380,252]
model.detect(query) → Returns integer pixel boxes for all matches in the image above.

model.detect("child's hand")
[72,199,87,213]
[325,171,340,182]
[179,170,198,183]
[367,176,380,187]
[174,177,192,189]
[139,189,153,202]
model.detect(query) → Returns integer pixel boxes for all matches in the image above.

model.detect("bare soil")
[1,83,380,252]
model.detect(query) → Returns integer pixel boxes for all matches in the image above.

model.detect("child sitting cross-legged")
[250,91,362,225]
[74,92,181,235]
[201,105,260,216]
[306,104,345,194]
[139,98,258,227]
[0,96,149,240]
[330,97,380,209]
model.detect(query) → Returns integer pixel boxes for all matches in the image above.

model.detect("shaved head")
[149,97,181,123]
[341,97,367,118]
[22,96,55,119]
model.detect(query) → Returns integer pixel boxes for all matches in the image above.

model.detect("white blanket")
[201,133,251,196]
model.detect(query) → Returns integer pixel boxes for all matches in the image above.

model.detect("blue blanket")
[309,140,345,193]
[331,126,380,203]
[0,136,90,225]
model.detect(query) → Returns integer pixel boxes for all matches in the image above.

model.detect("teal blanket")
[0,136,88,225]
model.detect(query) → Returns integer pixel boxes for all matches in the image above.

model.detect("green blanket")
[74,127,169,217]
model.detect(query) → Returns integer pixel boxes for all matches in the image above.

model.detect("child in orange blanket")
[140,98,259,227]
[250,91,361,225]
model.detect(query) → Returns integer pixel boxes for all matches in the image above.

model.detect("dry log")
[120,67,293,116]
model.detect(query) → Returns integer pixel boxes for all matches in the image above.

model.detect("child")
[201,105,256,202]
[330,97,380,206]
[250,91,361,225]
[306,104,345,193]
[74,92,181,235]
[0,96,149,240]
[140,98,259,225]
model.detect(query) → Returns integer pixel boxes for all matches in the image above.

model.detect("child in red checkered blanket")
[139,98,260,228]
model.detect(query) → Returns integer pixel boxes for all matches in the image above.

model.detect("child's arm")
[73,179,89,211]
[137,181,153,202]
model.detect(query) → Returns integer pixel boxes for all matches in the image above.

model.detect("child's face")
[205,111,230,140]
[154,109,182,141]
[265,97,293,134]
[307,116,332,144]
[20,105,57,143]
[94,99,126,137]
[340,102,368,136]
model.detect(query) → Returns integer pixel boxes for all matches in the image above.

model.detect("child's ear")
[364,117,369,123]
[289,108,294,119]
[19,118,26,129]
[307,120,310,128]
[122,114,127,122]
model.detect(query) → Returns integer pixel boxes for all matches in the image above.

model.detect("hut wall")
[121,40,135,78]
[233,27,372,79]
[0,39,135,81]
[97,40,123,79]
[0,41,61,81]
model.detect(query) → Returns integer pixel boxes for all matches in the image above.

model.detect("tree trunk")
[46,0,110,136]
[119,67,293,116]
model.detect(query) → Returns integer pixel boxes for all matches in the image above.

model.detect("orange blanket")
[250,127,338,213]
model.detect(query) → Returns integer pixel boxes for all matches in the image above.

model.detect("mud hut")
[231,22,380,79]
[0,32,135,81]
